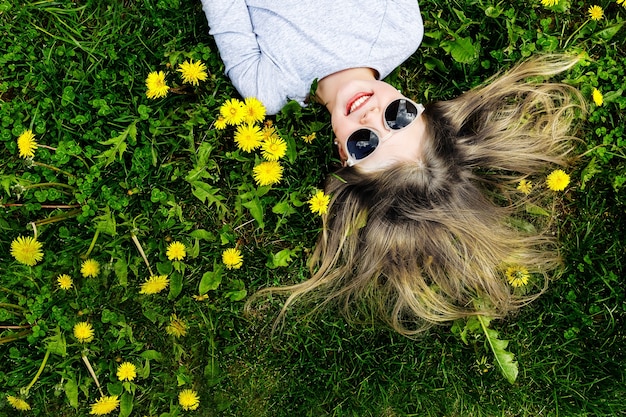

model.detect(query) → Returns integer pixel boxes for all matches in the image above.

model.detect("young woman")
[201,1,585,336]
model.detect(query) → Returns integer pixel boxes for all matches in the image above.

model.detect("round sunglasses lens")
[385,99,419,129]
[347,129,379,160]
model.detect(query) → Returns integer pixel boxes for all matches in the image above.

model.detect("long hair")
[246,54,586,337]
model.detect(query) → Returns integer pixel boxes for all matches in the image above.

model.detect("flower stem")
[33,209,81,227]
[131,233,153,276]
[23,349,51,395]
[84,230,100,258]
[31,161,76,178]
[0,329,32,345]
[82,353,104,397]
[23,182,75,191]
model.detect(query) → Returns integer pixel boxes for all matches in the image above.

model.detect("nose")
[359,106,380,125]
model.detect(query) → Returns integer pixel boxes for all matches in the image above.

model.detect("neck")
[315,67,377,113]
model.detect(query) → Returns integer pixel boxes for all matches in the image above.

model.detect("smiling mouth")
[346,93,373,115]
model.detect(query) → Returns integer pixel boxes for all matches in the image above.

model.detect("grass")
[1,0,625,416]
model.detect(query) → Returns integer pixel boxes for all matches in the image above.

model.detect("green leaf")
[441,36,478,64]
[189,181,227,214]
[119,392,133,417]
[477,315,519,384]
[199,267,223,294]
[594,22,625,41]
[64,378,79,408]
[96,121,138,167]
[580,157,600,190]
[45,328,67,357]
[525,203,550,217]
[140,350,163,361]
[267,247,298,269]
[114,257,128,287]
[168,272,183,300]
[242,197,265,228]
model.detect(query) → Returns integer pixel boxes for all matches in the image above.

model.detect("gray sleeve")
[200,0,288,114]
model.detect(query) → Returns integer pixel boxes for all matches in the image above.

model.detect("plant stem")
[82,353,104,397]
[24,349,51,395]
[31,161,76,178]
[0,329,32,345]
[33,209,81,227]
[84,229,100,258]
[24,182,75,191]
[0,302,26,311]
[131,233,153,276]
[2,203,81,209]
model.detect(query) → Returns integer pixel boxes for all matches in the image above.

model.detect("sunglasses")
[344,98,425,167]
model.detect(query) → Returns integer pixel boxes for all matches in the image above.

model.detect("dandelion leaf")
[477,315,519,384]
[199,268,223,294]
[119,392,133,417]
[97,121,137,167]
[64,378,79,408]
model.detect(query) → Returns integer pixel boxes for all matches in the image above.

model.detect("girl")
[201,1,585,336]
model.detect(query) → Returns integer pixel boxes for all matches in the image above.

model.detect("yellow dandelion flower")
[214,116,228,130]
[541,0,559,6]
[89,395,119,415]
[57,274,73,290]
[261,124,277,141]
[261,135,287,161]
[592,88,603,106]
[166,241,187,261]
[618,0,626,5]
[81,259,100,278]
[234,123,264,152]
[588,5,603,20]
[10,235,43,266]
[17,129,38,158]
[222,248,243,270]
[139,275,169,295]
[242,97,266,125]
[73,321,94,343]
[516,179,533,195]
[546,169,570,191]
[7,395,31,411]
[505,265,530,287]
[116,362,137,382]
[178,389,200,411]
[192,294,209,301]
[219,98,246,126]
[166,314,188,338]
[177,59,208,86]
[308,190,331,215]
[145,71,169,99]
[253,160,283,186]
[301,132,317,144]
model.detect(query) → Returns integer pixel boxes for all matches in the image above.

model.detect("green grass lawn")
[1,0,625,416]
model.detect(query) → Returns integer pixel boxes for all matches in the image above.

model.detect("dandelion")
[73,321,94,343]
[81,259,100,278]
[546,169,570,191]
[178,389,200,411]
[252,160,283,186]
[177,59,208,86]
[242,97,266,124]
[7,395,31,411]
[541,0,559,6]
[219,98,246,125]
[116,362,137,382]
[166,314,188,338]
[618,0,626,6]
[516,179,533,195]
[505,265,530,287]
[166,241,187,261]
[301,132,317,144]
[10,235,43,266]
[145,71,170,99]
[214,116,228,130]
[192,294,209,301]
[222,248,243,269]
[234,123,264,152]
[592,88,603,106]
[89,395,120,415]
[261,122,277,141]
[308,190,331,215]
[57,274,73,290]
[261,135,287,161]
[17,129,37,158]
[139,275,169,295]
[588,5,603,20]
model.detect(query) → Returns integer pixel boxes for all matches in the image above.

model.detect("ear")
[335,138,348,165]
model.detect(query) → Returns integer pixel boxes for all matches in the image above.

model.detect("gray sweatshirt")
[201,0,424,115]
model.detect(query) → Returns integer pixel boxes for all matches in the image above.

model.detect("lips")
[346,92,373,115]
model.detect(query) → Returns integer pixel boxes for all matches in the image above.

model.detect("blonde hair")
[247,54,586,337]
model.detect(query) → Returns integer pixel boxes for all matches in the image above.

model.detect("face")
[330,80,427,171]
